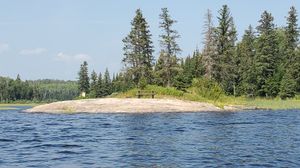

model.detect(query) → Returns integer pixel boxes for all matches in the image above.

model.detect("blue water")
[1,107,300,167]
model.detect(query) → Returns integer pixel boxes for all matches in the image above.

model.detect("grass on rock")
[114,85,300,110]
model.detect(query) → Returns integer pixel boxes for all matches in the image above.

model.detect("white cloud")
[55,52,91,62]
[0,43,9,54]
[19,48,47,55]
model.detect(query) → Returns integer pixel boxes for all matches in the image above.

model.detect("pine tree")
[213,5,237,94]
[202,9,216,79]
[156,8,181,87]
[255,11,280,97]
[78,61,90,94]
[122,9,154,85]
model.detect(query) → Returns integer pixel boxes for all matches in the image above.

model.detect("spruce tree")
[96,72,103,97]
[237,25,257,96]
[78,61,90,94]
[156,8,181,87]
[255,11,279,97]
[182,56,194,85]
[103,68,112,96]
[285,6,299,51]
[90,70,98,97]
[213,5,237,94]
[284,6,300,92]
[192,48,206,78]
[122,9,154,85]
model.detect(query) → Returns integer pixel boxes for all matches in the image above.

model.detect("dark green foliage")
[78,61,90,94]
[96,73,104,97]
[138,76,147,90]
[112,72,135,93]
[191,78,224,101]
[213,5,237,94]
[285,6,299,50]
[294,49,300,91]
[102,68,112,96]
[236,25,257,96]
[0,76,79,103]
[255,11,280,97]
[182,6,298,98]
[122,9,154,85]
[93,69,114,98]
[155,8,181,87]
[89,70,98,98]
[173,71,190,91]
[285,6,300,92]
[171,51,205,91]
[279,72,297,99]
[191,49,206,78]
[33,80,79,101]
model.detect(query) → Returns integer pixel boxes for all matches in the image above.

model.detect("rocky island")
[25,98,222,113]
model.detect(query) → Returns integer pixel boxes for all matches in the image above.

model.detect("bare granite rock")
[24,98,222,113]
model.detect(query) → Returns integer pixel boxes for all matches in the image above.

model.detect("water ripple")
[0,108,300,167]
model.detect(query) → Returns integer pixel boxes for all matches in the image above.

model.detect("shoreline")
[23,98,266,114]
[24,98,226,113]
[2,98,298,113]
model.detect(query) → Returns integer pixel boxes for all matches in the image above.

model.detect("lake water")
[1,107,300,167]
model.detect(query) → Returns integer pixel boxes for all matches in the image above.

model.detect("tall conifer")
[122,9,154,85]
[78,61,90,94]
[156,8,181,87]
[213,5,237,94]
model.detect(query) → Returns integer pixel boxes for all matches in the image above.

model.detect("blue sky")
[0,0,299,80]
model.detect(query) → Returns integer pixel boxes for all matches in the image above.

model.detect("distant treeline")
[79,6,299,99]
[0,75,78,103]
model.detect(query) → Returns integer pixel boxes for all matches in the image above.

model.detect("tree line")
[0,75,78,102]
[87,5,298,99]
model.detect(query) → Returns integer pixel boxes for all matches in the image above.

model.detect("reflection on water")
[0,107,300,167]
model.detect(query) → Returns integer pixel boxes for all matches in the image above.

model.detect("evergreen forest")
[1,5,300,103]
[78,6,300,100]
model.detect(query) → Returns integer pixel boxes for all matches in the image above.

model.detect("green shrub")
[146,85,184,97]
[190,78,224,101]
[279,73,297,100]
[138,77,147,90]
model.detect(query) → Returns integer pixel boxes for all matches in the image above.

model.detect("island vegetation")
[1,5,300,110]
[76,6,300,109]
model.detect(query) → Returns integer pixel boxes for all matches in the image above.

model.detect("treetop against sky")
[0,0,299,80]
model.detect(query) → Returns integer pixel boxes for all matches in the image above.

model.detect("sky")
[0,0,299,80]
